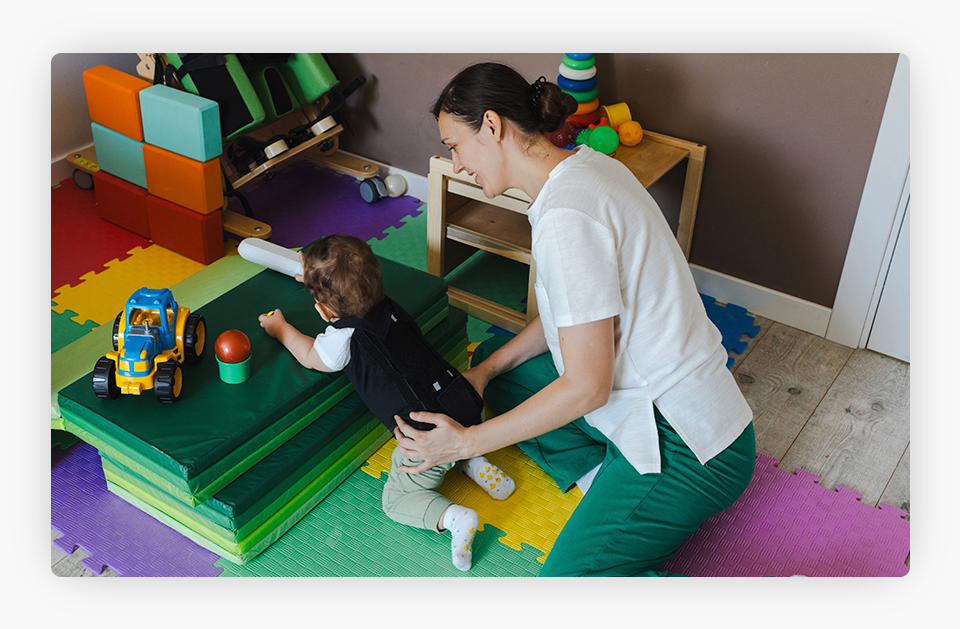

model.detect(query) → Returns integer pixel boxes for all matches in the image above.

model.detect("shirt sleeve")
[533,208,624,328]
[312,326,353,371]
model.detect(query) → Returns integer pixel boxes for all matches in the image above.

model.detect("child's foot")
[459,456,516,500]
[441,504,479,571]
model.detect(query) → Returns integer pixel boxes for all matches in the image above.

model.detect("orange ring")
[574,97,600,116]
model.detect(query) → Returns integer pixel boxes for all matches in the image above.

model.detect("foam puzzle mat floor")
[51,165,908,577]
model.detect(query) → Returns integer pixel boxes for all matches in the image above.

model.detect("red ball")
[215,330,251,364]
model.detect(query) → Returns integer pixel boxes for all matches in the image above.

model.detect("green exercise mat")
[100,307,470,535]
[58,256,449,504]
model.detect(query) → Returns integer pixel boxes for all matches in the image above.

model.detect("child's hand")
[259,309,286,338]
[294,251,305,283]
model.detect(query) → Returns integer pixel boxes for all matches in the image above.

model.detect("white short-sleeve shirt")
[528,146,753,475]
[312,326,355,371]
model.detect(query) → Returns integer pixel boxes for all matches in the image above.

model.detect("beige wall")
[51,53,899,309]
[325,53,899,308]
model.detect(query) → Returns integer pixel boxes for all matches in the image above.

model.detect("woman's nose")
[452,155,464,174]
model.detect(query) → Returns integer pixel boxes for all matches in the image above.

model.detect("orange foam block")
[92,170,150,238]
[143,144,224,215]
[146,195,225,265]
[82,65,152,142]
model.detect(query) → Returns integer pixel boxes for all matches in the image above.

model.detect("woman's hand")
[393,412,468,474]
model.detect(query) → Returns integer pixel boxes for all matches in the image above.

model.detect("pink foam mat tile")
[51,441,223,577]
[661,453,910,577]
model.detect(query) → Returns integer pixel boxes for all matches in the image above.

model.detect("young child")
[259,234,515,571]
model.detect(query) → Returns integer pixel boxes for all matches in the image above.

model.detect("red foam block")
[146,195,225,264]
[92,170,151,238]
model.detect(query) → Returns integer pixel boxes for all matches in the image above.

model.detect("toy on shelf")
[215,330,252,384]
[575,117,620,156]
[93,288,206,403]
[558,54,602,129]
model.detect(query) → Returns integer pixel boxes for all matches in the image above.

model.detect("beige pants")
[381,443,457,531]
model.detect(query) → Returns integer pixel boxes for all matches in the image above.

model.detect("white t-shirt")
[528,146,753,475]
[312,325,355,371]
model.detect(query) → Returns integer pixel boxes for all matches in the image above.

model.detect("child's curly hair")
[301,234,384,319]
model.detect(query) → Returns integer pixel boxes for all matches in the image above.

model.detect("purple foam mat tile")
[230,162,424,248]
[51,441,223,577]
[661,453,909,577]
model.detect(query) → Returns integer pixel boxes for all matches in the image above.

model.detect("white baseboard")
[689,263,834,339]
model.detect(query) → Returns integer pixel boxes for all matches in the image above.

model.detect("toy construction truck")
[92,288,206,403]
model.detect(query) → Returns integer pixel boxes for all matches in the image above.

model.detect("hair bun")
[537,83,578,134]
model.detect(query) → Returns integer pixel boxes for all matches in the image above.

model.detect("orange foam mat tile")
[363,438,583,564]
[52,244,206,327]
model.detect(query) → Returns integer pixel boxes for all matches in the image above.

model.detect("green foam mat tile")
[214,464,543,577]
[368,205,428,272]
[51,305,99,353]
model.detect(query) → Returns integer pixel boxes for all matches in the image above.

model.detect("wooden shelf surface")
[446,201,532,264]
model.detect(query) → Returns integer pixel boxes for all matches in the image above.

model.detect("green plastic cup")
[217,355,251,384]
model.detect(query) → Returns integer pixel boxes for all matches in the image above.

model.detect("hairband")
[531,76,547,108]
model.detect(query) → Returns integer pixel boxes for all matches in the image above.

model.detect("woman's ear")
[481,110,503,142]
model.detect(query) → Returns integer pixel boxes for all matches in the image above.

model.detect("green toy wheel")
[92,356,120,399]
[562,87,599,103]
[154,360,183,404]
[562,55,596,70]
[184,313,206,364]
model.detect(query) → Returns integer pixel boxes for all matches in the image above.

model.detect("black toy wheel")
[154,361,182,404]
[73,169,94,190]
[184,314,206,364]
[112,312,123,351]
[359,177,387,204]
[92,356,120,399]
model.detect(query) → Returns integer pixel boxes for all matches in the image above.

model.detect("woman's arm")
[395,316,616,473]
[461,315,549,397]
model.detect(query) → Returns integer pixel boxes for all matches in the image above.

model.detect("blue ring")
[565,53,594,60]
[556,74,597,92]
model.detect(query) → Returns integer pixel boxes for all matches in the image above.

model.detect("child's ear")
[315,302,338,322]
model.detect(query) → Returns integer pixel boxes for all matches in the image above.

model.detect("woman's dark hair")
[432,63,577,138]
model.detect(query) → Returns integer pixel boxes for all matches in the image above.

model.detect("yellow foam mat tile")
[363,438,582,564]
[52,245,207,327]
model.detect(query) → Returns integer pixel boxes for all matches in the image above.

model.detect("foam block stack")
[559,54,601,128]
[57,255,473,564]
[82,65,225,264]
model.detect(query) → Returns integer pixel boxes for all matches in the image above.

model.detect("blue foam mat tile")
[700,294,760,368]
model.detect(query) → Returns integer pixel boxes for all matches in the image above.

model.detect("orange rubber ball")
[215,330,251,364]
[618,120,644,147]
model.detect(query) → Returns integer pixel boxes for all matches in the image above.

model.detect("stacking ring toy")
[564,53,594,61]
[561,55,596,70]
[557,74,597,92]
[573,98,600,116]
[567,107,602,126]
[558,63,597,81]
[563,87,599,103]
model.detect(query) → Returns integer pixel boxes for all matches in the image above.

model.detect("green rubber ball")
[589,126,620,155]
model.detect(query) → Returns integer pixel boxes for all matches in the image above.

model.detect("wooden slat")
[221,209,272,239]
[778,349,910,507]
[305,149,380,179]
[732,322,854,462]
[447,287,526,334]
[229,125,344,189]
[446,201,532,264]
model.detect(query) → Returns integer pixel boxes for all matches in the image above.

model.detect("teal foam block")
[91,122,147,188]
[215,466,544,577]
[139,85,222,162]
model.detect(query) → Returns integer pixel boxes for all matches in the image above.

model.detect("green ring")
[562,87,599,103]
[562,55,596,70]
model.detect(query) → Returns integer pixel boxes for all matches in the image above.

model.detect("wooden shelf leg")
[676,145,706,260]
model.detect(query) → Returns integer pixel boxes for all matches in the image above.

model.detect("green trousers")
[475,336,756,577]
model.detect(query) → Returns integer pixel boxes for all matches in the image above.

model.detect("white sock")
[441,504,480,571]
[459,456,516,500]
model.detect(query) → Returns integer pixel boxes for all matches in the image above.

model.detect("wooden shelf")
[427,129,706,331]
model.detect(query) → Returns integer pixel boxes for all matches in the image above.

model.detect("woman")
[393,62,756,576]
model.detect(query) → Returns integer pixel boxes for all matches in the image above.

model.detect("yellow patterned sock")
[459,456,516,500]
[441,504,479,571]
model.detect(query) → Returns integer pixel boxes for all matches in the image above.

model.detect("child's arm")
[259,309,336,372]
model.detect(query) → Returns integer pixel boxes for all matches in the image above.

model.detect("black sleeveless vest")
[331,297,483,434]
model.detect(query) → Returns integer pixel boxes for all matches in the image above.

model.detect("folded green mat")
[101,307,470,534]
[58,256,449,504]
[108,421,390,564]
